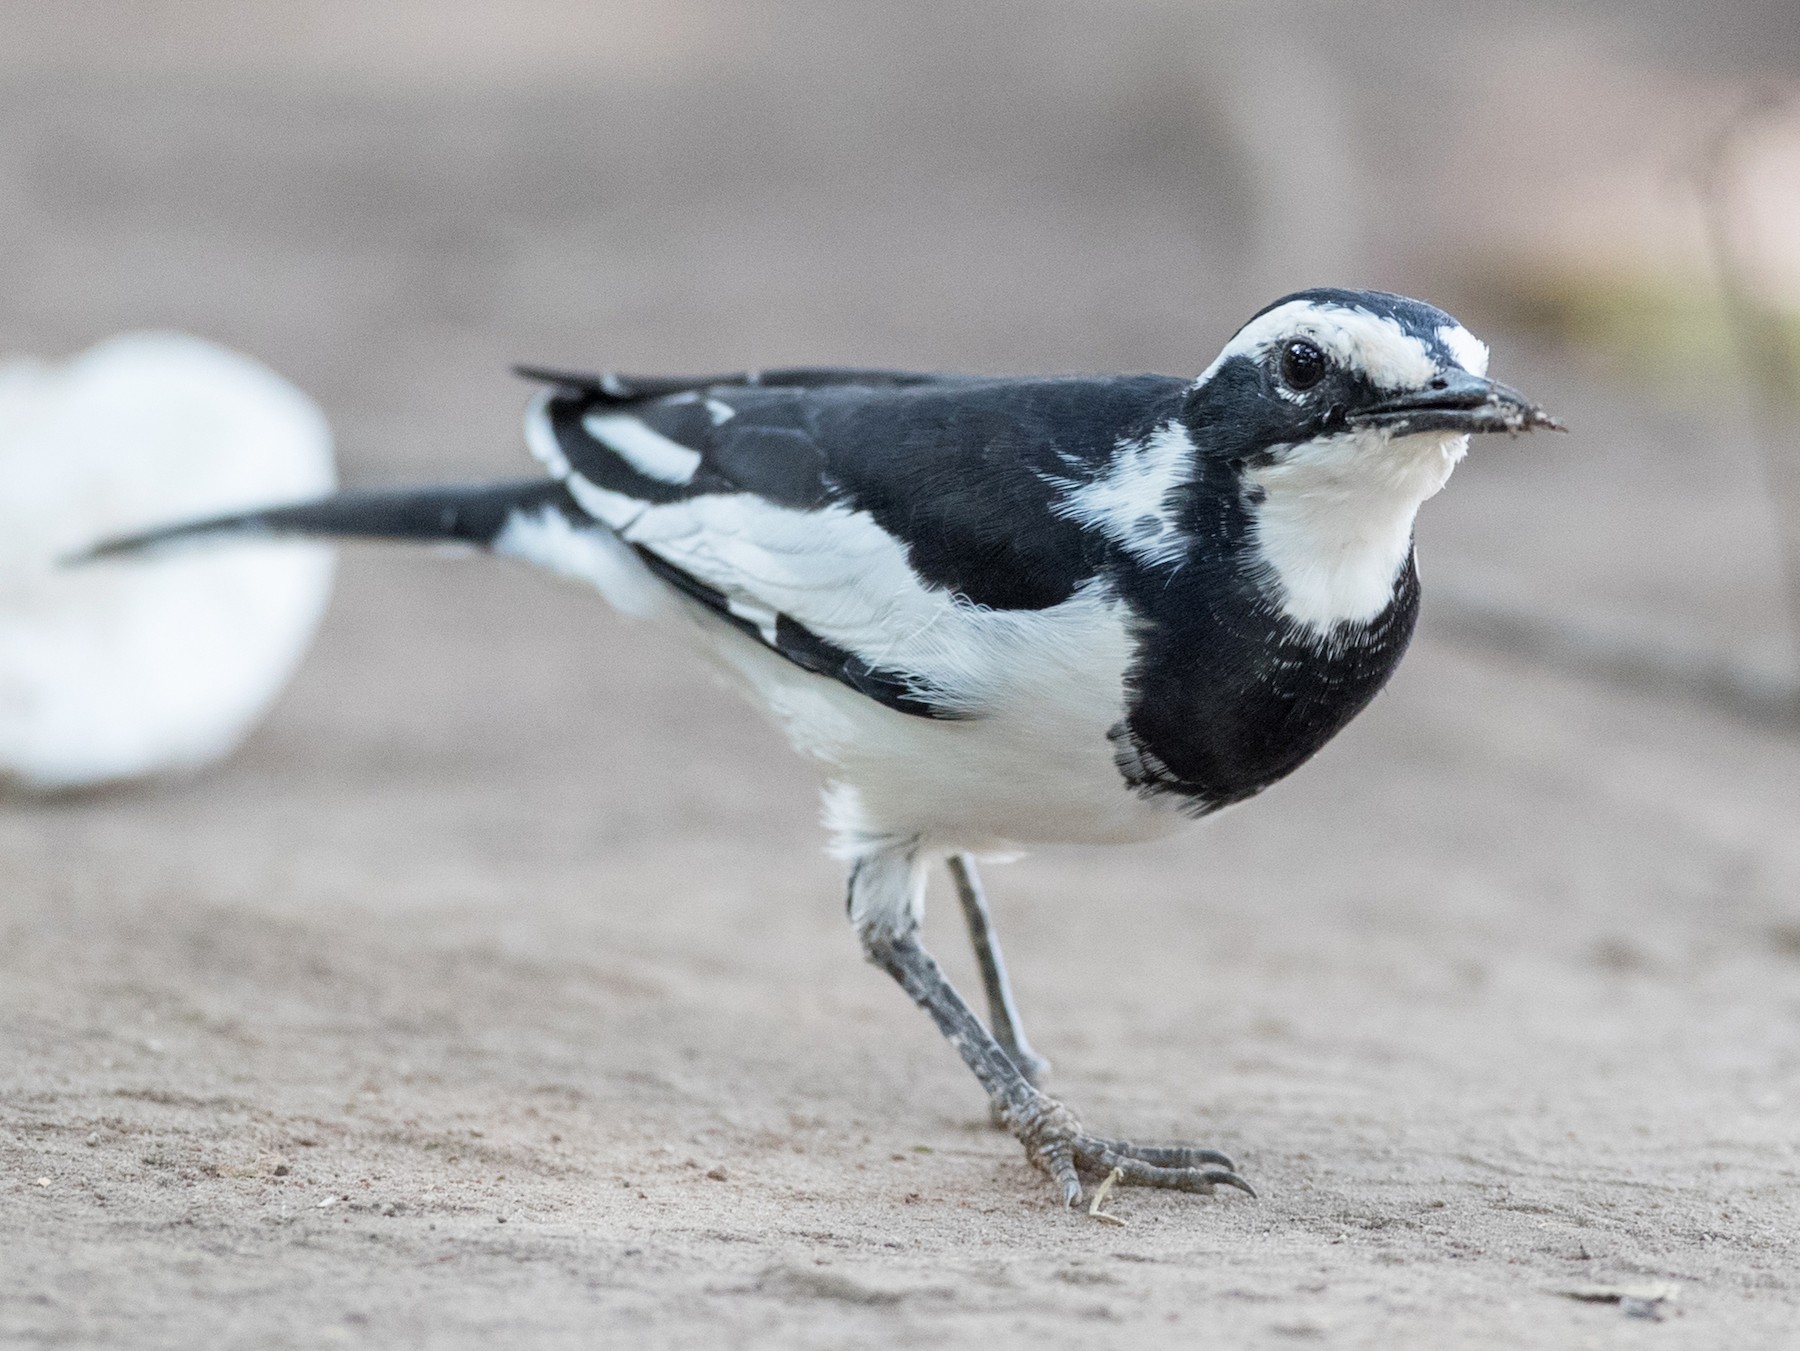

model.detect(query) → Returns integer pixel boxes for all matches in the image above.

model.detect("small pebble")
[273,1164,290,1177]
[85,1133,99,1147]
[35,1177,51,1188]
[705,1166,729,1182]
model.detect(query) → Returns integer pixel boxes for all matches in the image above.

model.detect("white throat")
[1246,429,1467,632]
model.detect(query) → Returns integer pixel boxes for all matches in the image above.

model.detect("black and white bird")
[86,288,1561,1205]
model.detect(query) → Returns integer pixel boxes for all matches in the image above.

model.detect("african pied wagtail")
[86,288,1561,1205]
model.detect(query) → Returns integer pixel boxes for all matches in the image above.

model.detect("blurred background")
[3,0,1798,704]
[5,5,1800,1346]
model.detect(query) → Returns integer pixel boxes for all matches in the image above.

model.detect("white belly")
[496,506,1188,853]
[698,590,1190,854]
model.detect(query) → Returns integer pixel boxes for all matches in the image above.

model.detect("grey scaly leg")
[947,853,1050,1086]
[850,842,1253,1207]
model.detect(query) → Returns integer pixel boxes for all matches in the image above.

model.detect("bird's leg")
[947,853,1050,1086]
[850,845,1253,1207]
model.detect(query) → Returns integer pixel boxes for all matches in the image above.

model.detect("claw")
[1008,1091,1254,1204]
[1215,1171,1258,1198]
[1038,1134,1082,1206]
[1089,1138,1237,1172]
[1079,1144,1243,1196]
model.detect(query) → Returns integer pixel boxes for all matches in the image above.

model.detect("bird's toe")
[1076,1141,1257,1198]
[1087,1137,1237,1173]
[1005,1092,1253,1204]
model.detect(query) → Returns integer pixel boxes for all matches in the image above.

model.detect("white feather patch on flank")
[704,397,736,426]
[1196,299,1438,393]
[522,391,1195,852]
[578,488,1097,712]
[492,505,667,617]
[1051,420,1194,567]
[561,475,649,534]
[1437,323,1490,377]
[722,577,1183,857]
[580,412,703,485]
[726,593,779,645]
[547,477,1186,850]
[1247,427,1467,631]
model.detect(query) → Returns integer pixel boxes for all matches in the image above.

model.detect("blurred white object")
[0,333,335,792]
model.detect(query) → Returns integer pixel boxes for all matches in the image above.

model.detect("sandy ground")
[4,5,1800,1347]
[6,555,1800,1349]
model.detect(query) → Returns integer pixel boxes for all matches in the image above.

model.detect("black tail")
[74,480,581,564]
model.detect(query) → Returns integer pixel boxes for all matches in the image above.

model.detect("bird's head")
[1185,288,1561,631]
[1191,287,1558,448]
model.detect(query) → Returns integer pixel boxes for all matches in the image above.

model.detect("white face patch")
[580,411,703,485]
[1195,299,1439,394]
[1437,323,1490,377]
[1050,420,1194,567]
[1246,427,1467,631]
[1189,299,1495,631]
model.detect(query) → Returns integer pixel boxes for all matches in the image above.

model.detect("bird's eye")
[1279,339,1327,391]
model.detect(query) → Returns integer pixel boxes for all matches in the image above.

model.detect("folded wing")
[520,366,1185,718]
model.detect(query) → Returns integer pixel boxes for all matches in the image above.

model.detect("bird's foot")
[1003,1093,1255,1206]
[986,1046,1052,1128]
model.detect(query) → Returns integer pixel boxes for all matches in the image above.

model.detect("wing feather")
[518,366,1187,717]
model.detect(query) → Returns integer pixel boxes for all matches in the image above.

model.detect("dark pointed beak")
[1348,371,1565,436]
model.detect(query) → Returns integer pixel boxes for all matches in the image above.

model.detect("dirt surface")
[7,559,1800,1349]
[4,5,1800,1348]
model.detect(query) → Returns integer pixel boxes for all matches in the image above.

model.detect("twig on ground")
[1088,1167,1127,1226]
